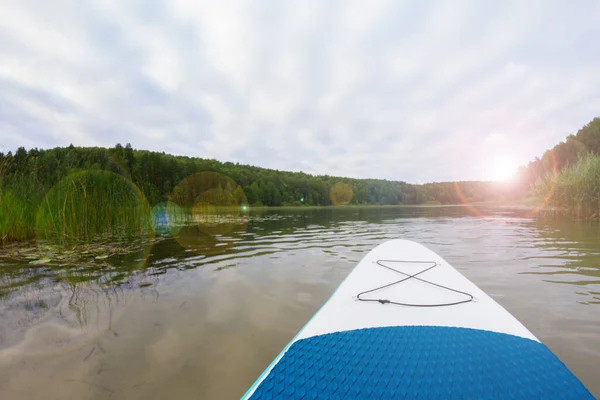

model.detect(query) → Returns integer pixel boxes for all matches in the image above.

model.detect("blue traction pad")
[248,326,594,399]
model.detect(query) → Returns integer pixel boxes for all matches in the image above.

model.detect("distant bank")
[2,116,600,244]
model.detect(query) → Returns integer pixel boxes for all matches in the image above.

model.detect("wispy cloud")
[1,0,599,181]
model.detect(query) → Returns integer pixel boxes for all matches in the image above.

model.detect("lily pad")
[30,258,52,265]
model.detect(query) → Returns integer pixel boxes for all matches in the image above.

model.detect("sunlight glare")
[489,158,517,181]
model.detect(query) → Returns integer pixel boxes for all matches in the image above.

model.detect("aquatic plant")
[35,170,153,242]
[0,176,44,244]
[534,154,600,219]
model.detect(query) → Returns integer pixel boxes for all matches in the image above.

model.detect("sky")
[1,0,599,183]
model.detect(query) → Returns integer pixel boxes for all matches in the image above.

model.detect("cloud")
[1,0,599,182]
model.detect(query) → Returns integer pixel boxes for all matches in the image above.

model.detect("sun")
[489,157,517,181]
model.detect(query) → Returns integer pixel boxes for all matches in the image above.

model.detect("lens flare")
[528,149,559,218]
[329,182,353,205]
[455,150,559,219]
[169,172,248,255]
[26,169,154,355]
[36,170,152,242]
[489,158,517,181]
[150,201,185,237]
[34,170,155,279]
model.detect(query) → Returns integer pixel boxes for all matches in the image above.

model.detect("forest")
[1,116,599,243]
[522,117,600,218]
[0,143,515,243]
[516,117,600,187]
[0,143,519,210]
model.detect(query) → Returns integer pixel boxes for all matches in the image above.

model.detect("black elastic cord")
[356,259,474,307]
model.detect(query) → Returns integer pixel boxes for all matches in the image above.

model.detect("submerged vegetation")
[0,237,163,268]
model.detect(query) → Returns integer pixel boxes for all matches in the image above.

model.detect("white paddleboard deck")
[242,239,593,399]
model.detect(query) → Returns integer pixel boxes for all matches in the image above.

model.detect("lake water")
[1,206,599,399]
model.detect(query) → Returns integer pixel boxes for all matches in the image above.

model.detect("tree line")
[519,117,600,218]
[2,117,599,243]
[516,117,600,188]
[0,143,518,212]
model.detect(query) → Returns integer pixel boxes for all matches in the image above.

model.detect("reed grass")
[34,170,153,242]
[0,174,44,244]
[0,189,31,243]
[534,154,600,219]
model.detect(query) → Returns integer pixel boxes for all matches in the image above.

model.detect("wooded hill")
[0,144,516,209]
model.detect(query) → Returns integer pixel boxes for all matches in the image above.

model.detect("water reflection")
[519,220,600,304]
[3,207,600,340]
[0,206,599,399]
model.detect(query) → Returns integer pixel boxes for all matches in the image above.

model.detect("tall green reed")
[534,154,600,219]
[0,161,43,243]
[35,170,153,242]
